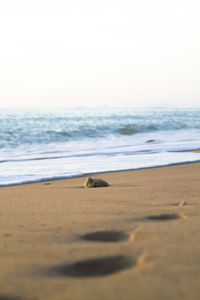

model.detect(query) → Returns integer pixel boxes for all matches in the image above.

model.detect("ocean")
[0,107,200,186]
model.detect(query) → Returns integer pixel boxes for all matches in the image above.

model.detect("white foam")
[0,147,200,186]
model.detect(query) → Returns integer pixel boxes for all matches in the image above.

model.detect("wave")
[0,108,200,148]
[117,124,158,135]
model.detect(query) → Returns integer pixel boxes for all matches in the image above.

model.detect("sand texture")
[0,162,200,300]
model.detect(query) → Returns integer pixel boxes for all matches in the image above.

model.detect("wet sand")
[0,161,200,300]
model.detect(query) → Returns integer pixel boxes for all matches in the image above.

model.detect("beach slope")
[0,162,200,300]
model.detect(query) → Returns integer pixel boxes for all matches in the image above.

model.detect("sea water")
[0,107,200,186]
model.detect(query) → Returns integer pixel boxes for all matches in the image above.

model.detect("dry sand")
[0,161,200,300]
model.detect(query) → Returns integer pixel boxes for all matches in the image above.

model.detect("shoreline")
[1,149,200,188]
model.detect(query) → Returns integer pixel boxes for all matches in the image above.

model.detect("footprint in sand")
[80,230,130,242]
[146,213,181,221]
[0,294,37,300]
[46,255,135,277]
[0,296,36,300]
[0,296,21,300]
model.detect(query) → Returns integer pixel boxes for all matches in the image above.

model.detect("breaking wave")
[0,107,200,148]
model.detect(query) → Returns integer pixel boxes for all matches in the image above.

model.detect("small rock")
[84,177,109,188]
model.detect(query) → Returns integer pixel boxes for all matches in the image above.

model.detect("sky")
[0,0,200,108]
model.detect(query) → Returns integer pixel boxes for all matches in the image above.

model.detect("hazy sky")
[0,0,200,108]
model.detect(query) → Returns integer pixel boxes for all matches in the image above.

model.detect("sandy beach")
[0,161,200,300]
